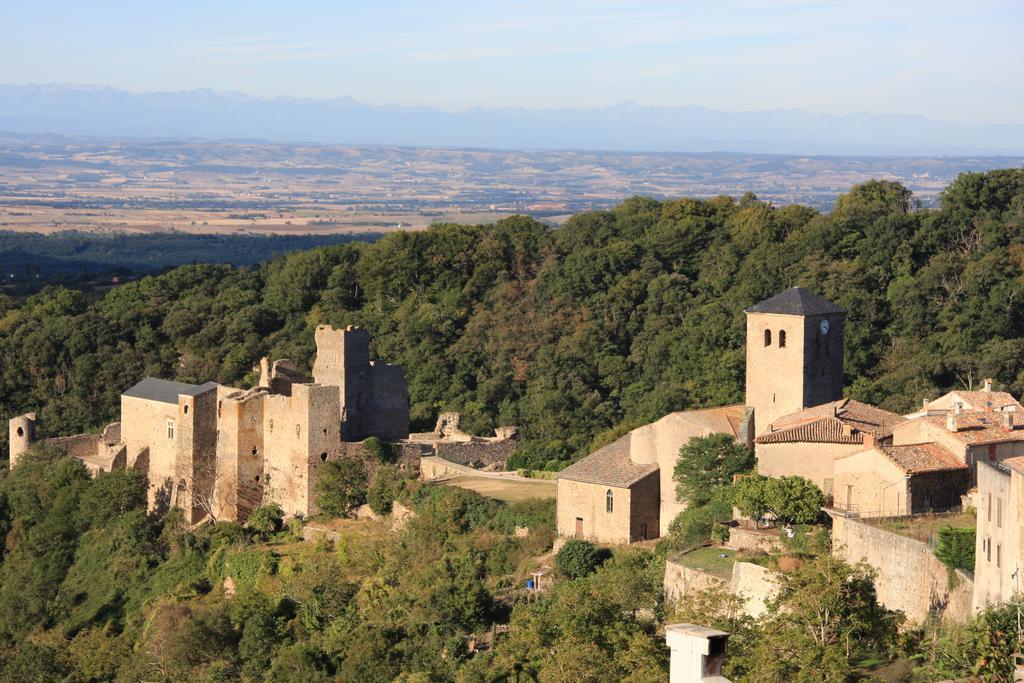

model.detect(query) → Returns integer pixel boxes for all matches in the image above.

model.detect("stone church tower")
[744,287,845,435]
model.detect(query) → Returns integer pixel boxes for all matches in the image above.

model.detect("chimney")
[922,398,930,409]
[1004,412,1015,432]
[954,402,964,416]
[947,413,959,432]
[983,378,993,392]
[666,624,731,683]
[863,432,875,449]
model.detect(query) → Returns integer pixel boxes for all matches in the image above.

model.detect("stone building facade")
[973,458,1024,611]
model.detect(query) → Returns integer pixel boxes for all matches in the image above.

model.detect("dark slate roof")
[123,378,218,405]
[556,435,658,488]
[745,287,845,316]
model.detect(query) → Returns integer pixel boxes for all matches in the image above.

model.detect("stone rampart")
[831,513,974,624]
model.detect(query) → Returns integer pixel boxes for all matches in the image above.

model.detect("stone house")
[890,408,1024,477]
[907,381,1022,418]
[755,398,905,500]
[556,436,660,544]
[973,458,1024,611]
[832,437,970,516]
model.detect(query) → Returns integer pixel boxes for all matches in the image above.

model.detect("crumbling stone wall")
[435,439,518,469]
[313,325,409,442]
[214,387,265,523]
[8,413,36,467]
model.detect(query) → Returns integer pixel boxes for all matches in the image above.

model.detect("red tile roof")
[924,412,1024,445]
[756,399,905,445]
[879,442,966,474]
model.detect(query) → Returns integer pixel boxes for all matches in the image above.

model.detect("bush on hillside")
[555,539,604,579]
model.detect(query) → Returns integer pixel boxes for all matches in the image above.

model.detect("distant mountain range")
[1,83,1023,156]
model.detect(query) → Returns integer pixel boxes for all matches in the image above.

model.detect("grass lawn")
[443,475,556,503]
[872,511,976,543]
[674,546,737,578]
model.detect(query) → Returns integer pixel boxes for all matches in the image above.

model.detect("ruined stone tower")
[8,413,36,467]
[312,325,409,442]
[744,287,845,435]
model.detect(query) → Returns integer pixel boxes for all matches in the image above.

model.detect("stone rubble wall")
[726,525,783,554]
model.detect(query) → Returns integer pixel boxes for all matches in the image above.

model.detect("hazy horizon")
[4,1,1024,126]
[3,82,1023,156]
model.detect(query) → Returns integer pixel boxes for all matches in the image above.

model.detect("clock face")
[820,319,830,335]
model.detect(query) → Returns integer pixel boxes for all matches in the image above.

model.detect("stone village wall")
[831,513,973,624]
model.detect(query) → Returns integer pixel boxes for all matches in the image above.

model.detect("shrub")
[247,504,284,539]
[367,464,403,516]
[555,539,604,579]
[668,496,733,550]
[934,526,976,572]
[315,458,367,517]
[363,436,398,464]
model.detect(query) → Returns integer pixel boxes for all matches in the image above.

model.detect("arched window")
[779,330,786,348]
[764,329,772,347]
[606,489,614,513]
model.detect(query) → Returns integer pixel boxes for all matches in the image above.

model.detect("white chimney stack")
[666,623,731,683]
[946,413,959,433]
[1004,412,1015,431]
[983,378,993,392]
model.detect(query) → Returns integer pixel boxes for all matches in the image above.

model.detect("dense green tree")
[315,458,368,517]
[673,433,754,506]
[555,539,604,579]
[733,475,823,525]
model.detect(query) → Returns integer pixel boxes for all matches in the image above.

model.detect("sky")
[2,0,1023,125]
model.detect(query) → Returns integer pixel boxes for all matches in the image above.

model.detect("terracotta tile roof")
[924,413,1024,445]
[557,435,658,488]
[744,287,846,316]
[1001,456,1024,475]
[950,390,1021,411]
[756,417,864,444]
[879,443,967,474]
[756,399,905,445]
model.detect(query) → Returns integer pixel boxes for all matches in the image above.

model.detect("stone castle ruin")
[9,324,516,524]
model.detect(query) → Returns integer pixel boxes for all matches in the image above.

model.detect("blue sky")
[2,0,1023,124]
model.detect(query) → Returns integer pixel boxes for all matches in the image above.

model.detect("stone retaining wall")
[831,513,974,624]
[727,525,783,554]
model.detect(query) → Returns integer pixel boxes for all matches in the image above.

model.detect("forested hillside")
[3,170,1024,469]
